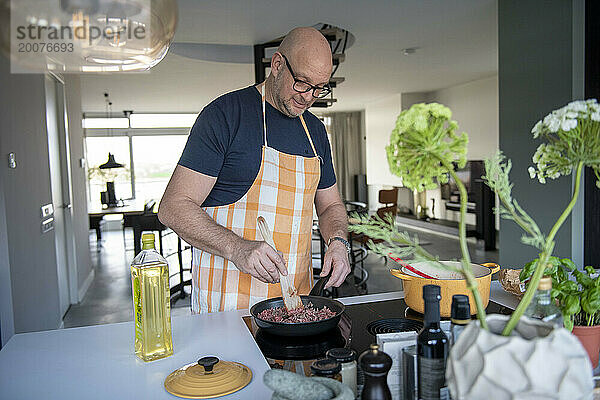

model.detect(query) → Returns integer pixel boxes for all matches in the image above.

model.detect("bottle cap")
[538,276,552,290]
[358,344,392,374]
[141,233,155,243]
[310,358,341,376]
[422,284,441,301]
[326,348,357,363]
[451,294,471,322]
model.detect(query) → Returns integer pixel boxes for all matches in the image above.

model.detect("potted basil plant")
[520,255,600,367]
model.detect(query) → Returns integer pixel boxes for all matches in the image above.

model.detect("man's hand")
[231,239,288,284]
[320,240,351,288]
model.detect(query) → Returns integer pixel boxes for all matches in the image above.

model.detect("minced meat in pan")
[257,302,336,323]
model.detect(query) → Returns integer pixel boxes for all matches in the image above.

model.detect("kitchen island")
[0,283,516,400]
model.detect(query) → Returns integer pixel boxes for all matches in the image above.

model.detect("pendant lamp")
[1,0,177,73]
[99,152,123,169]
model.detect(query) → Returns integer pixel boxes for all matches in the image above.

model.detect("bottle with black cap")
[358,343,392,400]
[417,284,449,400]
[450,294,471,346]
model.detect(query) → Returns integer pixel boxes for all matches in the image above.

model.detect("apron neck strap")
[261,84,268,146]
[261,83,320,160]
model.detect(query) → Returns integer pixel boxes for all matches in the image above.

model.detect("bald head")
[277,27,333,74]
[265,27,333,117]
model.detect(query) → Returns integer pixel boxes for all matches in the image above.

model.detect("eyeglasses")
[280,53,332,99]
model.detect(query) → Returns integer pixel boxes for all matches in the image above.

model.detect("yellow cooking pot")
[390,261,500,317]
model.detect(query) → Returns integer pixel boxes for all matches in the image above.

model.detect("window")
[85,136,132,204]
[132,135,187,202]
[84,134,187,206]
[84,113,193,207]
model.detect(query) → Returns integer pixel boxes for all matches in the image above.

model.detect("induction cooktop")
[243,297,513,365]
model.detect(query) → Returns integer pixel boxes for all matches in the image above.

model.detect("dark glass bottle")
[358,344,392,400]
[417,285,449,400]
[450,294,471,346]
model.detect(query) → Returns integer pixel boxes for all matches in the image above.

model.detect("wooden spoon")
[257,216,303,311]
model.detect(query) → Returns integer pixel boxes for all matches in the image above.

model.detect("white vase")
[446,314,593,400]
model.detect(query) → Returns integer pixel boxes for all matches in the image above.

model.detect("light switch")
[8,153,17,169]
[41,204,54,218]
[41,218,54,234]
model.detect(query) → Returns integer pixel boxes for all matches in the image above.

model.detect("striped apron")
[191,85,321,313]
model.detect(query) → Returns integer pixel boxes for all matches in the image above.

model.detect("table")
[88,200,165,255]
[88,200,146,241]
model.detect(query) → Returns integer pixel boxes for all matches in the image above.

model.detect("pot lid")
[164,356,252,399]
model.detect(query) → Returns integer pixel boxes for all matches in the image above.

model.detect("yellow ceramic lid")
[164,356,252,399]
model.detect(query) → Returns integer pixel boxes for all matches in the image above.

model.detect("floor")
[62,223,498,328]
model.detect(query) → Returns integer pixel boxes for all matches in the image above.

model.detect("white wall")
[64,76,94,301]
[400,92,434,110]
[402,76,499,161]
[365,94,403,210]
[429,76,499,160]
[366,77,498,215]
[430,76,499,227]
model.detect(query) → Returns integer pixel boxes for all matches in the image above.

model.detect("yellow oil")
[131,235,173,362]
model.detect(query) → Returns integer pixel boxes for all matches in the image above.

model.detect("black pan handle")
[310,269,332,296]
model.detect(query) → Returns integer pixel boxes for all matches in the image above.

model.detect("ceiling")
[80,0,498,113]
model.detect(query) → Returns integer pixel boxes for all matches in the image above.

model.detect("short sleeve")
[317,125,337,189]
[178,102,230,177]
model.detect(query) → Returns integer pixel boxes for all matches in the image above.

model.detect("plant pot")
[572,324,600,369]
[446,314,593,400]
[390,261,500,317]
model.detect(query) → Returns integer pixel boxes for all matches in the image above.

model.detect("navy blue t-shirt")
[178,86,336,207]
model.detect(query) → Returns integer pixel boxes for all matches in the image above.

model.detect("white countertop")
[0,288,519,400]
[0,310,272,400]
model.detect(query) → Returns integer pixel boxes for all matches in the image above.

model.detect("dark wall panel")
[498,1,578,266]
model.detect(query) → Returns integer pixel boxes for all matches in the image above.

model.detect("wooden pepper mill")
[359,343,392,400]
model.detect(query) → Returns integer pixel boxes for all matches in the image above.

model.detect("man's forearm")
[317,202,348,242]
[158,198,243,261]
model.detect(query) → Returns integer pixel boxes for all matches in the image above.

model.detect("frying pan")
[250,273,345,337]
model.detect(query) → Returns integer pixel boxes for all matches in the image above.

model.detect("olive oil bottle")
[131,233,173,362]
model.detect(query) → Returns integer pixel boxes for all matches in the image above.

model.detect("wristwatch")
[327,236,351,255]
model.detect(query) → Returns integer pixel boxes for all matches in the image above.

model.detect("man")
[158,27,350,314]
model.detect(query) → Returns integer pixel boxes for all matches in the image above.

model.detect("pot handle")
[390,268,413,280]
[481,262,500,274]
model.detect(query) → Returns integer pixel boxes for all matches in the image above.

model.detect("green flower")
[386,103,468,192]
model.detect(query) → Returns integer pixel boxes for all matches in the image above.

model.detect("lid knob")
[198,356,219,373]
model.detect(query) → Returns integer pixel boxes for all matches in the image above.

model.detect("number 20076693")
[18,42,74,53]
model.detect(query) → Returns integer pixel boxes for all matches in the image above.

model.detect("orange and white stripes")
[191,85,321,313]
